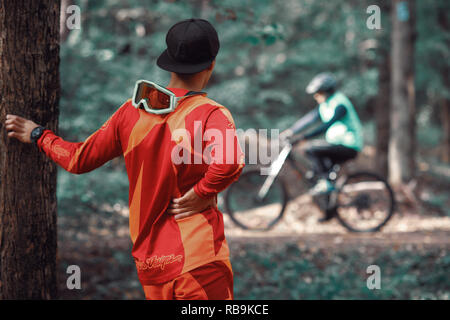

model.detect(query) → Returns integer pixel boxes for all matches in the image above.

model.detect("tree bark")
[406,0,416,178]
[443,100,450,163]
[388,0,416,185]
[438,7,450,163]
[0,1,60,299]
[375,51,390,178]
[60,0,74,42]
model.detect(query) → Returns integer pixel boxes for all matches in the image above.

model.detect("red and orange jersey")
[37,88,244,285]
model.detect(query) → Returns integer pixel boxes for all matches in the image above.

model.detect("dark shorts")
[302,140,358,172]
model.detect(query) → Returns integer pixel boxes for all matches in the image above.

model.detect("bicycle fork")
[257,143,292,200]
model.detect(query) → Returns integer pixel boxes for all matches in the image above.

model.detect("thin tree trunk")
[375,51,390,178]
[438,7,450,163]
[389,0,416,185]
[60,0,73,42]
[200,0,211,19]
[407,0,416,177]
[0,1,60,299]
[374,1,392,179]
[443,101,450,163]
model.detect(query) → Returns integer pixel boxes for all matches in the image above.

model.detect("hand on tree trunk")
[5,114,40,143]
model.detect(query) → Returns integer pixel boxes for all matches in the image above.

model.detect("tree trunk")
[60,0,74,42]
[388,0,416,185]
[374,1,392,179]
[438,7,450,163]
[375,51,390,178]
[443,100,450,163]
[0,1,60,299]
[406,0,416,178]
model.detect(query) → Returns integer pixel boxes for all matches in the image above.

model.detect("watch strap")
[30,126,46,144]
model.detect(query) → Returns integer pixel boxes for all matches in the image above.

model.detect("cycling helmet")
[306,73,337,94]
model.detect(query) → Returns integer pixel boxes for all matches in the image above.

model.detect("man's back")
[318,91,363,151]
[115,89,243,284]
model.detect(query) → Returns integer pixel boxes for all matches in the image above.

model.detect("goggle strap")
[186,91,206,96]
[176,91,207,103]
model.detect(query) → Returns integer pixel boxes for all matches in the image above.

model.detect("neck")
[167,74,206,92]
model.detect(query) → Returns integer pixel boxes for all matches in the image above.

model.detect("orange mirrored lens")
[138,84,171,110]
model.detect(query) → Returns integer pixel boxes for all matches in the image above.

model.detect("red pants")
[142,260,234,300]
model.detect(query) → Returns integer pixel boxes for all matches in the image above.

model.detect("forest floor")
[57,185,450,299]
[57,148,450,299]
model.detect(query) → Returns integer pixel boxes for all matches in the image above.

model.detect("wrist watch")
[30,126,46,144]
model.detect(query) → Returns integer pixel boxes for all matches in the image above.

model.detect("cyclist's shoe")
[318,208,337,223]
[309,178,334,196]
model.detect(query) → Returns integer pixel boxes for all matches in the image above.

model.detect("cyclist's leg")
[326,144,358,165]
[303,142,357,221]
[306,143,358,173]
[318,145,359,221]
[302,140,333,176]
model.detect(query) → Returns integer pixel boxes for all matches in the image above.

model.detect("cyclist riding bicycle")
[281,73,364,221]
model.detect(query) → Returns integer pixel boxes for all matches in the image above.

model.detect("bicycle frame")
[257,141,313,200]
[258,143,292,199]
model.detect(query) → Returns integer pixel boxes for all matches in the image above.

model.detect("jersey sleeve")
[304,104,347,140]
[290,107,321,134]
[36,102,128,174]
[193,107,245,198]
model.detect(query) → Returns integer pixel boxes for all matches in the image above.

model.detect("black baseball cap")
[157,18,220,74]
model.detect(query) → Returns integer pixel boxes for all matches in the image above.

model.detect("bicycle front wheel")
[332,171,395,232]
[224,169,288,230]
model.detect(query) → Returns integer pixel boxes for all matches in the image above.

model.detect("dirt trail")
[223,193,450,249]
[226,230,450,248]
[58,190,450,252]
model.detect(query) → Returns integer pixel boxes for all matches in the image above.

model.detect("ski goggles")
[132,80,204,115]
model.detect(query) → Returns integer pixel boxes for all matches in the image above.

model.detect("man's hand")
[5,114,40,143]
[167,188,217,220]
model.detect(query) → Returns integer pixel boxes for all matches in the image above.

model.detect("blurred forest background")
[54,0,449,299]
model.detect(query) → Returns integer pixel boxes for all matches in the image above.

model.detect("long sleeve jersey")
[37,88,245,285]
[289,105,347,139]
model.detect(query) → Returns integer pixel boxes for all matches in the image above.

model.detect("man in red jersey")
[5,19,244,300]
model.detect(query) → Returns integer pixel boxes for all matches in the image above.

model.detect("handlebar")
[287,134,305,145]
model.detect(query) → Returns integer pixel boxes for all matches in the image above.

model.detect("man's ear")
[207,60,216,71]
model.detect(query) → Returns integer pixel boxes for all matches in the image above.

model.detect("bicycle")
[223,136,396,232]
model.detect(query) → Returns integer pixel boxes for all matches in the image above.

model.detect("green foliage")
[416,0,450,101]
[231,242,450,300]
[59,0,448,133]
[57,0,449,217]
[60,0,383,134]
[57,163,129,216]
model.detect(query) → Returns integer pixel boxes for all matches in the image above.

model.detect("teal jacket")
[290,91,363,151]
[318,92,363,151]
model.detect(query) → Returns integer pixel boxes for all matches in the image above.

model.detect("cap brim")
[157,49,214,74]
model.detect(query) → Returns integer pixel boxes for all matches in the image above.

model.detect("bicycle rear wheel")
[224,169,288,230]
[332,171,395,232]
